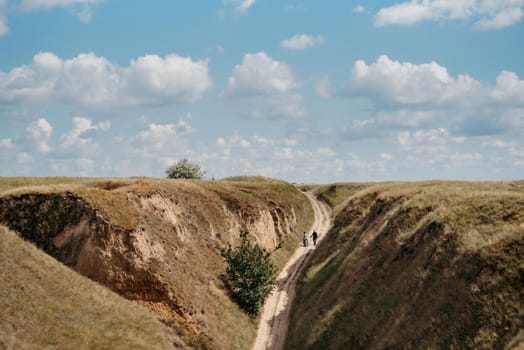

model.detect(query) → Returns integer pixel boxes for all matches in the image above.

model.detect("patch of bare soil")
[253,191,332,350]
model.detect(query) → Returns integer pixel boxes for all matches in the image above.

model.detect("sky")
[0,0,523,183]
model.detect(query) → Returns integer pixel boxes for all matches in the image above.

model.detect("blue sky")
[0,0,523,183]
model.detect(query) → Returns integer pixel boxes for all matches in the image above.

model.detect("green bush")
[220,232,277,317]
[165,158,205,179]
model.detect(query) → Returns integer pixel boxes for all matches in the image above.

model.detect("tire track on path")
[253,190,332,350]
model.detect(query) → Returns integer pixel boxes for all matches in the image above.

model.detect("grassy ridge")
[0,225,181,349]
[0,176,314,349]
[287,181,524,350]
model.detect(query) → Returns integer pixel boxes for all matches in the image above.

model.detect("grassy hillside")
[0,176,313,349]
[287,181,524,350]
[0,225,181,349]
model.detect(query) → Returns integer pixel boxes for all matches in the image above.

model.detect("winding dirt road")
[252,191,332,350]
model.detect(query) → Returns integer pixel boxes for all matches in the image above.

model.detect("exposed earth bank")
[253,191,332,350]
[0,177,313,349]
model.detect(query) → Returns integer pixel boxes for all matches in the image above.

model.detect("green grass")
[0,225,181,349]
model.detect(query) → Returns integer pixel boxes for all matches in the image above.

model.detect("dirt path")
[252,191,332,350]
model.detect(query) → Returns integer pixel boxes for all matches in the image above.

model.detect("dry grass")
[0,176,314,349]
[288,180,524,350]
[0,225,181,349]
[0,176,92,193]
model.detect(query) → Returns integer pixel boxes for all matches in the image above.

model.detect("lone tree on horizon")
[165,158,205,179]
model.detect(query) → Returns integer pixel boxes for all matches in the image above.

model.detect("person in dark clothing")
[311,231,318,246]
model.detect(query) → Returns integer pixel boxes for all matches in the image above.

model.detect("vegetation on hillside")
[0,225,181,349]
[165,159,205,179]
[0,176,314,349]
[220,231,277,317]
[287,181,524,350]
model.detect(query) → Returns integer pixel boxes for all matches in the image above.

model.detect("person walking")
[303,232,309,247]
[311,230,318,246]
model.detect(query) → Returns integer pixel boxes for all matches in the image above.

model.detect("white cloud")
[375,0,524,29]
[27,118,53,153]
[338,54,524,142]
[0,137,14,149]
[125,54,212,105]
[492,70,524,105]
[18,0,100,23]
[0,0,8,36]
[0,52,212,109]
[17,152,33,164]
[398,128,451,147]
[226,52,297,96]
[397,128,468,156]
[281,34,325,50]
[443,152,483,164]
[60,116,110,149]
[209,133,350,180]
[223,0,256,14]
[225,52,304,117]
[353,5,365,13]
[19,0,98,10]
[134,120,195,157]
[343,55,484,106]
[315,76,332,98]
[482,138,524,158]
[475,6,524,29]
[0,0,99,36]
[19,0,100,22]
[341,56,524,138]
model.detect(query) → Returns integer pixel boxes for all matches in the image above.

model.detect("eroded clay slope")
[0,177,313,349]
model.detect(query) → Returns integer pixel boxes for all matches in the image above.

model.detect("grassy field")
[0,225,181,349]
[0,176,314,349]
[287,180,524,350]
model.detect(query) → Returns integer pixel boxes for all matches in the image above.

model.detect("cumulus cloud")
[226,52,297,96]
[225,52,304,117]
[0,51,212,109]
[60,116,110,149]
[26,118,53,153]
[339,55,524,143]
[281,34,325,50]
[0,0,8,36]
[374,0,524,29]
[475,7,524,29]
[343,55,485,106]
[353,5,365,13]
[492,70,524,105]
[0,0,100,36]
[222,0,256,14]
[18,0,100,23]
[398,128,452,149]
[0,137,14,149]
[209,132,355,181]
[133,120,195,159]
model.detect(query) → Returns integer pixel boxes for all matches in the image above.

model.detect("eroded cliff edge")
[0,177,313,349]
